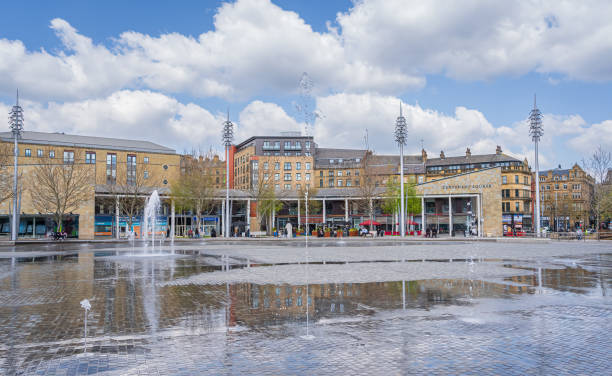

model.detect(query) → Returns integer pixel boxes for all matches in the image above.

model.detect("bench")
[250,231,266,237]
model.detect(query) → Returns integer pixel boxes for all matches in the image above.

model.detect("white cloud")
[567,120,612,154]
[314,93,498,156]
[338,0,612,81]
[236,101,304,141]
[7,90,225,153]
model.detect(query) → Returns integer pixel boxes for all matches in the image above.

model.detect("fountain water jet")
[143,190,161,253]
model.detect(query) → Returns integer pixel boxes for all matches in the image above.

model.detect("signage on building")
[442,183,493,190]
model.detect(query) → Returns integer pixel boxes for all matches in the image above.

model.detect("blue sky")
[1,0,611,169]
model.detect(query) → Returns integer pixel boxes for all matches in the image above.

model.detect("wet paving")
[0,241,611,375]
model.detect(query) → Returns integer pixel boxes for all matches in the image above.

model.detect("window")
[328,170,333,177]
[85,152,96,164]
[330,159,334,164]
[284,152,291,156]
[563,184,567,189]
[305,141,311,149]
[274,141,280,149]
[37,149,43,157]
[337,171,343,177]
[264,173,269,180]
[275,184,279,190]
[329,178,334,187]
[305,173,311,181]
[284,162,291,170]
[127,155,137,185]
[502,176,507,184]
[143,156,149,164]
[515,202,520,212]
[49,150,55,158]
[355,179,360,186]
[284,173,291,181]
[355,170,360,176]
[263,141,270,149]
[296,162,301,170]
[524,202,529,212]
[144,171,149,179]
[63,150,74,164]
[546,185,550,190]
[24,148,31,157]
[319,179,323,188]
[555,184,559,190]
[284,184,291,190]
[296,173,301,181]
[305,162,311,170]
[346,180,352,187]
[284,141,291,149]
[106,153,117,184]
[515,189,519,197]
[418,176,424,183]
[338,179,343,187]
[346,170,351,176]
[263,162,268,170]
[515,175,519,183]
[274,173,280,181]
[524,176,528,185]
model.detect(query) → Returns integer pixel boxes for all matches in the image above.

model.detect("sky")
[1,0,611,170]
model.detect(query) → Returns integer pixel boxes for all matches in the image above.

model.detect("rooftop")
[0,131,175,154]
[426,153,520,167]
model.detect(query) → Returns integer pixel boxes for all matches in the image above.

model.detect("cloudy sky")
[1,0,611,169]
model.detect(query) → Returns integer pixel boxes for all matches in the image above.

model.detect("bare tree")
[0,142,14,205]
[171,154,217,233]
[28,150,94,232]
[583,145,612,230]
[107,162,161,233]
[358,151,379,231]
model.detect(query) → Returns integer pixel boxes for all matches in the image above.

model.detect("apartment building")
[0,131,180,239]
[538,164,594,230]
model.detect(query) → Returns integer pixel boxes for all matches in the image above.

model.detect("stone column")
[115,196,119,239]
[449,196,453,236]
[345,198,349,222]
[322,198,326,224]
[421,196,425,235]
[32,216,36,239]
[221,200,226,237]
[477,194,482,237]
[246,199,251,233]
[170,199,175,242]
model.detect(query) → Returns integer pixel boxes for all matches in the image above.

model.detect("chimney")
[495,145,502,155]
[440,150,445,159]
[465,148,471,158]
[421,148,427,163]
[199,155,204,162]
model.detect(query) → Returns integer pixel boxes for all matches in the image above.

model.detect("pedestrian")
[166,227,170,238]
[211,228,216,238]
[195,227,199,238]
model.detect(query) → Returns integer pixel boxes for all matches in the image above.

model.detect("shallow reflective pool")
[0,244,611,375]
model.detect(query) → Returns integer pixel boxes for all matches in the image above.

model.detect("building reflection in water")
[0,252,609,370]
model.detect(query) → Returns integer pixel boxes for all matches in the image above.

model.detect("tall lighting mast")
[529,95,543,237]
[222,111,234,238]
[395,103,408,237]
[8,90,24,242]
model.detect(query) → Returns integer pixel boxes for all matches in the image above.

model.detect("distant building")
[537,164,594,230]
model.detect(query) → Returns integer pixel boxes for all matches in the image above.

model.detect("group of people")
[425,227,438,238]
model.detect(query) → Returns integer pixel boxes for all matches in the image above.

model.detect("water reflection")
[0,252,610,373]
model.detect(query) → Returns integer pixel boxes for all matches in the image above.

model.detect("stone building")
[0,131,180,239]
[537,164,594,231]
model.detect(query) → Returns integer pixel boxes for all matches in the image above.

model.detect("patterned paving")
[0,244,610,375]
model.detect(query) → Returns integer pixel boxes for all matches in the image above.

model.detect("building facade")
[537,164,594,231]
[0,131,180,239]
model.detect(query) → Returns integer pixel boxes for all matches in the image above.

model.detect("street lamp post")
[8,90,23,242]
[222,111,234,238]
[529,95,543,237]
[394,103,408,237]
[305,186,309,242]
